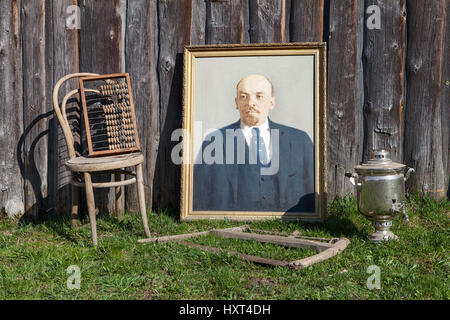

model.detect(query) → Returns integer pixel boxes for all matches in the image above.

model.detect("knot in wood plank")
[408,59,423,74]
[335,109,344,119]
[161,58,173,73]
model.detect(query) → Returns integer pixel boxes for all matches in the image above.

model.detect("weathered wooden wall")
[0,0,448,219]
[326,0,364,200]
[0,0,23,217]
[404,0,448,197]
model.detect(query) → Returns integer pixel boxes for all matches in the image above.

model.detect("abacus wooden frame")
[79,73,141,157]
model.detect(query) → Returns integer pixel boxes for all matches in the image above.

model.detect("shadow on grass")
[325,216,367,238]
[17,211,125,245]
[282,216,367,240]
[15,207,181,246]
[300,194,369,239]
[17,212,87,244]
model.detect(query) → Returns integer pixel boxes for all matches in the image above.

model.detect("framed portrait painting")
[181,43,327,222]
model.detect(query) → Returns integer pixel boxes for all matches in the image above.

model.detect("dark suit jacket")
[193,119,314,212]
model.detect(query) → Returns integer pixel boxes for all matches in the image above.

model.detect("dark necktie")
[251,127,268,166]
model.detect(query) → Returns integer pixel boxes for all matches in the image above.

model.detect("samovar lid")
[355,150,405,174]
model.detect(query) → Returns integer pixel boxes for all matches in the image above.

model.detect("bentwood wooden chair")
[52,72,151,246]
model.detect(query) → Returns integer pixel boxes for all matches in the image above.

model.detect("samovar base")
[368,220,398,243]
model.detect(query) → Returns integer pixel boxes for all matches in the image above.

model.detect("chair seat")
[65,152,144,172]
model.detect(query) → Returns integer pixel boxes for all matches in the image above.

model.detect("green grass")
[0,193,448,300]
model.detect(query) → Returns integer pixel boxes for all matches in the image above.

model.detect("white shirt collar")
[240,119,270,134]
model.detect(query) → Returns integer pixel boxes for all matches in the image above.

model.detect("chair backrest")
[52,73,99,159]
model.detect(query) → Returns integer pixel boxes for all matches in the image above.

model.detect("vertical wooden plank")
[153,0,192,211]
[442,0,449,198]
[0,0,24,217]
[326,0,364,199]
[404,0,446,198]
[190,0,207,45]
[51,0,79,217]
[355,0,364,170]
[362,0,407,163]
[21,0,54,218]
[289,0,324,42]
[124,0,160,214]
[249,0,286,43]
[205,0,245,44]
[79,0,122,74]
[79,0,123,213]
[194,0,251,45]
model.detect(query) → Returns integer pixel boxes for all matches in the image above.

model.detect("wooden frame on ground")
[138,226,348,269]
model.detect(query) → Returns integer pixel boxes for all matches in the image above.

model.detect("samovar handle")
[404,167,415,181]
[345,172,362,190]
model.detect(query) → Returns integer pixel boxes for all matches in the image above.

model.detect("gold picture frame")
[181,43,327,222]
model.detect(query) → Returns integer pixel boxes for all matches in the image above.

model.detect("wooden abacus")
[79,73,140,157]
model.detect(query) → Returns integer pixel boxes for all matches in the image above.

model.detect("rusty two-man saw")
[138,225,349,269]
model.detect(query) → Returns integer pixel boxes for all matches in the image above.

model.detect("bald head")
[235,74,276,127]
[236,74,274,97]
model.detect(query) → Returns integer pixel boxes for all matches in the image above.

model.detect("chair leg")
[84,172,98,246]
[71,184,80,227]
[136,163,151,238]
[114,173,124,219]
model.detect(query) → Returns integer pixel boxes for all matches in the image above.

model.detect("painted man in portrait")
[193,74,314,212]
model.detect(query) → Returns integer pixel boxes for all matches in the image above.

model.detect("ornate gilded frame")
[181,43,327,222]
